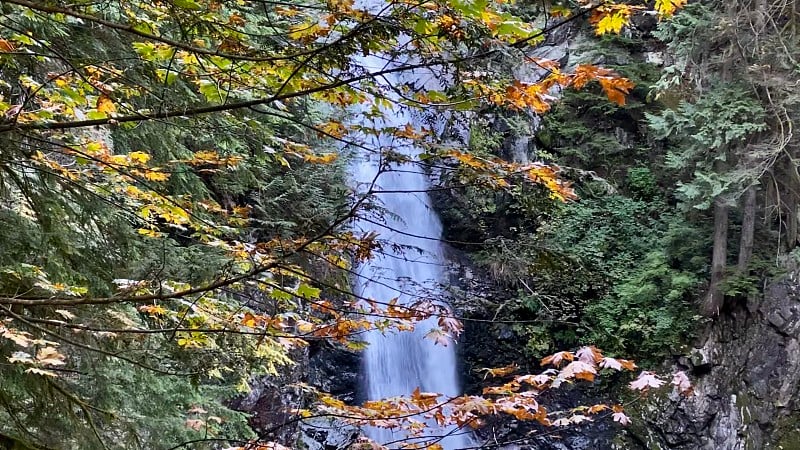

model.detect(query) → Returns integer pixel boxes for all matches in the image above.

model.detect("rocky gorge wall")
[623,275,800,449]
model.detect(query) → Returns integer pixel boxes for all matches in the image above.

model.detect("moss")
[774,412,800,449]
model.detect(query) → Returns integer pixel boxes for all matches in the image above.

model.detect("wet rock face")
[229,348,308,444]
[307,341,361,404]
[230,342,361,448]
[298,418,360,450]
[628,278,800,449]
[448,262,619,450]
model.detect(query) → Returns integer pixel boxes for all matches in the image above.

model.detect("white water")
[349,45,472,450]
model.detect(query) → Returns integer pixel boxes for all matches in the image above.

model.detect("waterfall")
[349,45,472,450]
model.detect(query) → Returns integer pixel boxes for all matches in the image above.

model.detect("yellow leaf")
[85,141,107,155]
[318,121,347,138]
[296,321,314,333]
[655,0,687,17]
[590,6,635,35]
[96,94,116,113]
[138,228,163,238]
[320,395,345,409]
[241,312,258,327]
[288,22,327,41]
[303,153,338,164]
[128,151,151,164]
[594,12,627,35]
[143,169,170,181]
[139,304,168,316]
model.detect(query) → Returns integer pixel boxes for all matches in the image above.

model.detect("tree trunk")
[788,197,798,250]
[737,186,756,271]
[702,197,728,316]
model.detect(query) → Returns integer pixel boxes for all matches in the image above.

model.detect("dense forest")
[0,0,798,449]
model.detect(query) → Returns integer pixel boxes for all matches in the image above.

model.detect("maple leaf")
[629,371,666,391]
[287,22,329,42]
[482,380,521,395]
[589,5,635,35]
[319,395,345,409]
[317,121,347,138]
[139,304,168,316]
[655,0,687,17]
[576,346,603,364]
[438,316,463,337]
[394,123,425,140]
[541,351,574,367]
[479,362,518,379]
[612,404,630,425]
[559,360,597,382]
[0,39,15,52]
[2,327,33,347]
[128,151,151,164]
[411,387,440,409]
[598,77,635,106]
[241,312,259,327]
[671,370,693,396]
[25,367,59,377]
[303,153,338,164]
[516,371,555,386]
[36,347,66,366]
[143,169,170,181]
[424,327,452,346]
[96,94,116,114]
[599,357,637,371]
[587,404,609,414]
[8,351,34,364]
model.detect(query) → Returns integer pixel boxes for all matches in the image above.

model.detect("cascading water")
[348,31,472,450]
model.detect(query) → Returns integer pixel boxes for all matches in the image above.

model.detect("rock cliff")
[625,275,800,449]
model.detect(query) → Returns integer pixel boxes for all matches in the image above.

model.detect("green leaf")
[296,283,321,299]
[86,110,107,120]
[173,0,202,10]
[270,289,293,301]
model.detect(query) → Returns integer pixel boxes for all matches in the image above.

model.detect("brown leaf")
[185,418,205,430]
[0,39,15,52]
[541,351,574,367]
[36,347,66,366]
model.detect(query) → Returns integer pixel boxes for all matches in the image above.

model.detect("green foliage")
[473,192,703,360]
[626,167,659,200]
[537,40,660,184]
[0,357,255,450]
[584,221,707,358]
[0,12,348,449]
[647,85,767,209]
[464,35,709,362]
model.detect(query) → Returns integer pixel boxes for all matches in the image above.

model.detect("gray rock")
[298,418,360,450]
[624,275,800,449]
